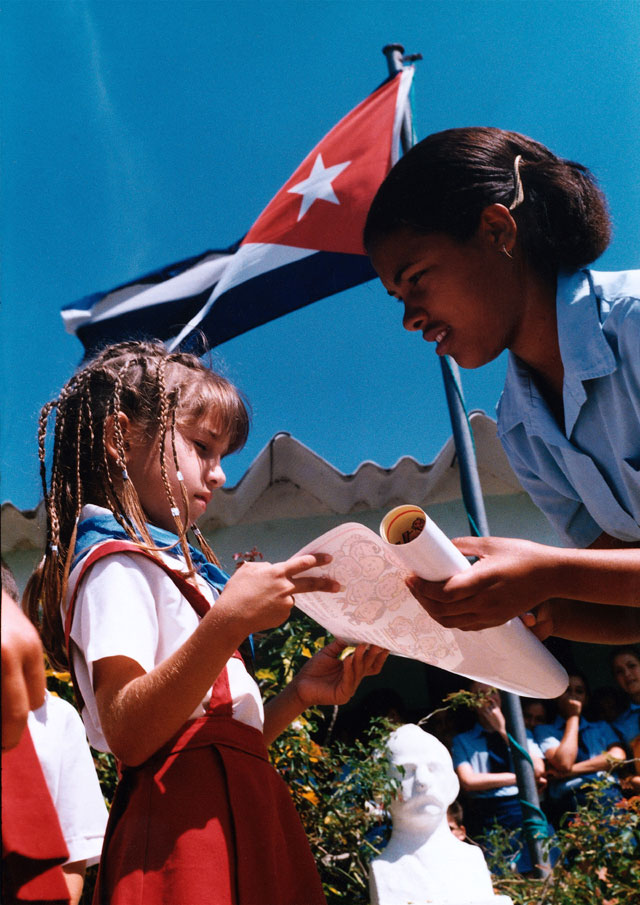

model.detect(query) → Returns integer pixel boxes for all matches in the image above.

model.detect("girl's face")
[125,410,227,533]
[557,675,588,713]
[613,652,640,702]
[369,225,522,370]
[522,701,547,730]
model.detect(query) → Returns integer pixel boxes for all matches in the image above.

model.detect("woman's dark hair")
[364,127,611,276]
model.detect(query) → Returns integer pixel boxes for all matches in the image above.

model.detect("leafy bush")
[47,594,640,905]
[481,784,640,905]
[255,611,399,903]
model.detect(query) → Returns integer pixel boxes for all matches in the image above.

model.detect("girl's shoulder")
[67,541,190,614]
[72,539,189,585]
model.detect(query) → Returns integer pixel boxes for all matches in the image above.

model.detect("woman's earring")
[501,244,513,260]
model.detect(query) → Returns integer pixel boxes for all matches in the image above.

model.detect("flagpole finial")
[382,44,422,78]
[382,44,405,76]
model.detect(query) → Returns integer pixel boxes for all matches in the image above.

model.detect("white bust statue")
[369,724,512,905]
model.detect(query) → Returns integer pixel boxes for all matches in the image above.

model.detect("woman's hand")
[405,536,558,631]
[219,553,340,636]
[290,640,388,710]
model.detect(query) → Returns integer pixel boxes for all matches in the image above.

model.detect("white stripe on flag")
[167,243,316,351]
[62,253,234,334]
[391,68,414,167]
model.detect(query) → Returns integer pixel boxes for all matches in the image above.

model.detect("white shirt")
[63,505,264,752]
[28,691,109,866]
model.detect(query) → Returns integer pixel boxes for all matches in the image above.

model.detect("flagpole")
[382,44,550,877]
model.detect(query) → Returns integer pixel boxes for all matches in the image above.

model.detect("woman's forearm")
[549,546,640,606]
[543,601,640,643]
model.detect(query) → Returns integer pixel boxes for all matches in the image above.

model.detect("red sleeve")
[2,727,70,903]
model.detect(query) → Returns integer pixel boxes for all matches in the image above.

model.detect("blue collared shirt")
[612,702,640,745]
[534,715,621,797]
[497,269,640,546]
[451,723,542,799]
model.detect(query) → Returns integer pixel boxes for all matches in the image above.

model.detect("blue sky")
[2,0,639,510]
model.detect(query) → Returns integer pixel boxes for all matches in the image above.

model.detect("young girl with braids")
[27,340,387,905]
[364,127,639,645]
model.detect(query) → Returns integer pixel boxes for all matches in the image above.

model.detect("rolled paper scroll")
[292,505,568,698]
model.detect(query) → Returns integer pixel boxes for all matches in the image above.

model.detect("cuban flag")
[62,68,414,355]
[61,245,240,354]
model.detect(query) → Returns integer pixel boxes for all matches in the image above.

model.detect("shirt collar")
[498,270,617,436]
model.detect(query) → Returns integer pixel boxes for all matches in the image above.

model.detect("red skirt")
[95,715,326,905]
[1,728,69,904]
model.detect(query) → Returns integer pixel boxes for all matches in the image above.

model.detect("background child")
[27,340,387,905]
[451,682,552,874]
[3,560,108,905]
[364,127,639,644]
[611,646,640,793]
[1,586,70,905]
[534,671,625,827]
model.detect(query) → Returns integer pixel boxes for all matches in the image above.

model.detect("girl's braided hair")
[25,340,250,669]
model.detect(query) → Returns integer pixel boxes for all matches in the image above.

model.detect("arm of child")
[543,713,580,774]
[547,745,626,778]
[405,535,640,638]
[262,641,388,745]
[570,744,626,776]
[455,761,517,793]
[1,593,46,750]
[62,862,86,905]
[93,553,339,766]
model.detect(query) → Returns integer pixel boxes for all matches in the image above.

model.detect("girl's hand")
[479,704,507,736]
[405,536,556,631]
[218,553,340,636]
[290,640,388,709]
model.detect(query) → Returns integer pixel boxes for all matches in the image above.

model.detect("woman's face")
[612,652,640,702]
[369,225,521,370]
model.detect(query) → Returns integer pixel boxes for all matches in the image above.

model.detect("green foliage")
[255,613,399,903]
[46,611,640,905]
[269,710,398,904]
[418,686,494,727]
[481,783,640,905]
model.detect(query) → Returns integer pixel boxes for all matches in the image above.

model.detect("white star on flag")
[287,152,351,221]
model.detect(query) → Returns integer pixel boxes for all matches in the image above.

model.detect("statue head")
[386,724,460,833]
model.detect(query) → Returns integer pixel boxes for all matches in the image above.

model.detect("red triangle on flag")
[243,71,412,257]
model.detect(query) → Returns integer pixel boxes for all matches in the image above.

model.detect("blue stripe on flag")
[75,287,216,355]
[183,250,376,353]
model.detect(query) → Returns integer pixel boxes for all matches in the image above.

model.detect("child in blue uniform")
[534,671,625,826]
